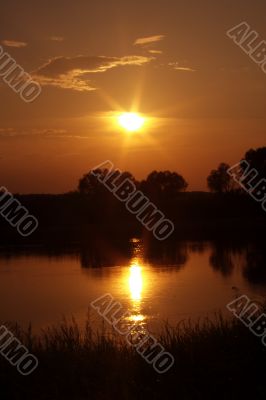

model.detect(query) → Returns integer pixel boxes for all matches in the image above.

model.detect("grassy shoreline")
[1,313,266,399]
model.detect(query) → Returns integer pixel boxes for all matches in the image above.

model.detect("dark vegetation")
[1,191,265,245]
[0,149,265,399]
[1,312,266,400]
[0,147,265,246]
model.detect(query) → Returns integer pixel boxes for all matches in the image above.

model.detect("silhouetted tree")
[114,171,137,187]
[78,168,109,195]
[78,169,137,195]
[141,170,188,199]
[243,147,266,177]
[227,148,266,193]
[207,163,233,193]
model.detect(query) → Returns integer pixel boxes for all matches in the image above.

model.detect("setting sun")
[118,112,145,132]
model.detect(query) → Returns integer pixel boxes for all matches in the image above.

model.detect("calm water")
[0,240,265,333]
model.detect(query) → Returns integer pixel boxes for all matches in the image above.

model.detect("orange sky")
[0,0,265,193]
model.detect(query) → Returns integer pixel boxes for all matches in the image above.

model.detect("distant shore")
[0,191,265,245]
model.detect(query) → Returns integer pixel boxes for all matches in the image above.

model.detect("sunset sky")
[0,0,265,193]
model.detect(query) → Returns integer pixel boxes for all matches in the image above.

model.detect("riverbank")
[0,191,265,246]
[1,313,265,399]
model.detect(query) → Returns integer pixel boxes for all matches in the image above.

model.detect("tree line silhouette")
[207,147,266,193]
[0,147,265,246]
[78,147,266,197]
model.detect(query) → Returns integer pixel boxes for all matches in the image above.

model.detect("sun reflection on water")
[129,263,142,301]
[127,239,146,327]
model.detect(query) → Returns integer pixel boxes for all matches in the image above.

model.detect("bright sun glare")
[118,112,145,132]
[129,264,143,301]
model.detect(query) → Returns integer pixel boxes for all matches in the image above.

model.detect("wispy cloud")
[34,55,153,91]
[168,62,196,72]
[174,67,196,72]
[149,50,163,55]
[134,35,165,46]
[0,128,97,140]
[49,36,64,42]
[0,128,67,138]
[0,128,15,135]
[1,40,28,48]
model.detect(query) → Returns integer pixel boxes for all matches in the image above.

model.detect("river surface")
[0,240,265,333]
